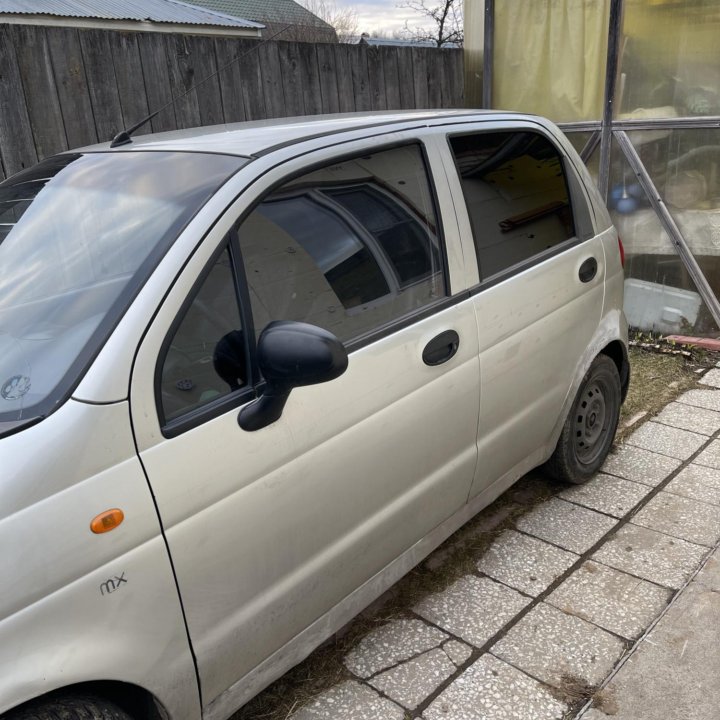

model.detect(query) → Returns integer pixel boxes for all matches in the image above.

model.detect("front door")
[130,135,480,710]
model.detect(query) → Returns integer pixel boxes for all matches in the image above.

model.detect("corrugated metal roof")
[188,0,333,30]
[0,0,265,28]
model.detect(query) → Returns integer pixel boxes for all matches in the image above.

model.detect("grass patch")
[617,341,718,441]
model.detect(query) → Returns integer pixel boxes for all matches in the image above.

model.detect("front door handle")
[579,257,598,283]
[423,330,460,366]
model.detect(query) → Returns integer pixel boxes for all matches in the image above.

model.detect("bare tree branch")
[299,0,359,43]
[397,0,463,47]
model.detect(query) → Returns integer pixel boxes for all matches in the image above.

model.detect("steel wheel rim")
[574,377,613,465]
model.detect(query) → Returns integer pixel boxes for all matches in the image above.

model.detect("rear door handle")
[579,257,598,283]
[423,330,460,366]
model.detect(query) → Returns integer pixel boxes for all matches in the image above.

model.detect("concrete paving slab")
[665,463,720,507]
[547,560,671,640]
[290,681,404,720]
[676,388,720,412]
[652,400,720,436]
[477,529,578,596]
[559,474,650,518]
[578,553,720,720]
[693,438,720,470]
[443,639,472,666]
[592,524,707,589]
[698,367,720,388]
[631,491,720,547]
[600,445,681,486]
[515,498,617,554]
[369,648,457,710]
[491,603,626,689]
[344,619,448,678]
[414,575,531,648]
[625,422,706,460]
[424,654,567,720]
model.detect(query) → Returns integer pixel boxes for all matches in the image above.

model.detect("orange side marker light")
[91,509,125,534]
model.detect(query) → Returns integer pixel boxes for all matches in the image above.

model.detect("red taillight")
[618,235,625,268]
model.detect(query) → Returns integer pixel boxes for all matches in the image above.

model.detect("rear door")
[130,132,481,710]
[439,121,605,497]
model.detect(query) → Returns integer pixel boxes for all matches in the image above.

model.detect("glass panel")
[0,151,245,435]
[609,143,719,336]
[619,0,720,118]
[564,131,593,156]
[238,144,445,344]
[160,246,246,423]
[626,128,720,321]
[449,131,575,280]
[493,0,610,122]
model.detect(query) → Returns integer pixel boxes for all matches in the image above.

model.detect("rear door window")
[448,131,577,281]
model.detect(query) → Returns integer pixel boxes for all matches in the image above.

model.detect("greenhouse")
[466,0,720,337]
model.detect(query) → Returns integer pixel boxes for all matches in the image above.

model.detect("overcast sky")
[334,0,421,35]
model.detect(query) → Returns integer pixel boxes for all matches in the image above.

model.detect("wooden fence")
[0,24,464,180]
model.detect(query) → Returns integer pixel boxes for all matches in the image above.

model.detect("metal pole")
[615,130,720,329]
[598,0,623,201]
[482,0,494,109]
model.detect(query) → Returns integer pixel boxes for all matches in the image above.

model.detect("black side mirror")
[238,321,348,431]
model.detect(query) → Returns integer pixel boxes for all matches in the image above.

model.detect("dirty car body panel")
[0,110,627,720]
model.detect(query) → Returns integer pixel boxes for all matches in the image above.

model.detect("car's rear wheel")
[545,355,621,484]
[4,696,132,720]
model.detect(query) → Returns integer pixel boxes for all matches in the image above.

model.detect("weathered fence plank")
[381,47,401,110]
[277,42,304,117]
[46,27,97,149]
[236,39,266,120]
[0,24,465,178]
[137,32,177,133]
[109,32,150,134]
[333,44,355,113]
[258,41,285,118]
[350,44,372,112]
[316,43,340,114]
[366,46,387,111]
[214,37,246,123]
[411,47,429,109]
[297,43,323,116]
[0,26,38,176]
[186,35,224,128]
[165,34,202,129]
[79,29,124,143]
[396,46,415,109]
[10,25,67,160]
[443,48,464,107]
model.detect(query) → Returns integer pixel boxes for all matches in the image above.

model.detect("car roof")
[79,109,535,158]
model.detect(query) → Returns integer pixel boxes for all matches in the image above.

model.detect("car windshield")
[0,150,246,436]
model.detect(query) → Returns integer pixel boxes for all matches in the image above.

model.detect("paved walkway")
[289,370,720,720]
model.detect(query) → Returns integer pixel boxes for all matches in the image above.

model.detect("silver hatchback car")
[0,110,628,720]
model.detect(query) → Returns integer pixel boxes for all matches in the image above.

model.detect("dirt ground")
[233,340,720,720]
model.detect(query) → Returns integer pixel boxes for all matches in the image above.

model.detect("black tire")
[4,696,132,720]
[545,355,621,484]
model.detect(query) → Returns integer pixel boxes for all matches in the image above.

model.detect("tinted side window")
[159,245,246,423]
[449,131,576,280]
[237,144,445,344]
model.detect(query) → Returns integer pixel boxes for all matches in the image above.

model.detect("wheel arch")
[0,682,168,720]
[600,339,630,403]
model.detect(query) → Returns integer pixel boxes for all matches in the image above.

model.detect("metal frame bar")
[482,0,494,109]
[580,131,601,163]
[614,130,720,328]
[612,115,720,131]
[598,0,623,201]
